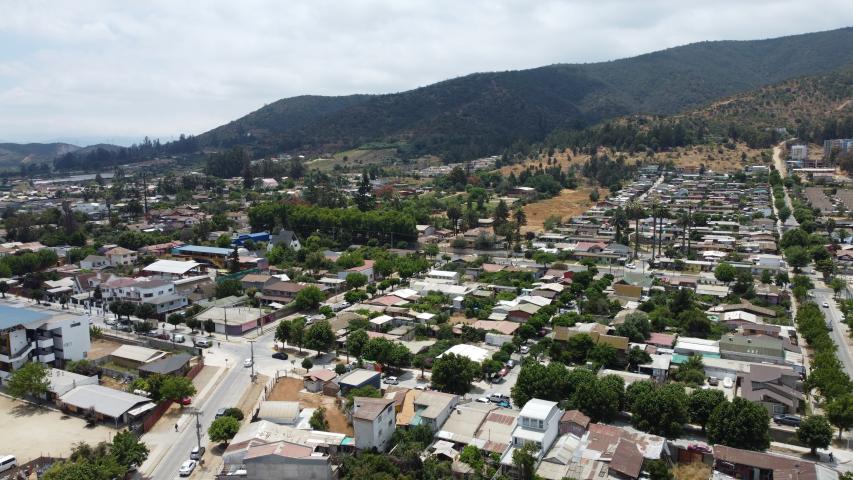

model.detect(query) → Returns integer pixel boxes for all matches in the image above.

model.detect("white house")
[790,144,808,162]
[338,260,375,283]
[80,255,109,270]
[0,305,91,381]
[268,229,302,252]
[425,269,460,285]
[502,398,562,468]
[352,397,396,452]
[104,247,137,266]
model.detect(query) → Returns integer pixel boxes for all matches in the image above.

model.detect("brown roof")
[352,397,394,422]
[304,368,337,382]
[560,409,590,428]
[265,281,308,293]
[610,439,644,479]
[245,441,314,460]
[713,445,818,480]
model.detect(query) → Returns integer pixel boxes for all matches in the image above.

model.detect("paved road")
[811,286,853,376]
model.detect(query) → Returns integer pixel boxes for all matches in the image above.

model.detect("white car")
[520,346,530,354]
[822,302,830,308]
[243,358,253,368]
[625,263,636,269]
[475,397,490,403]
[384,376,399,385]
[722,377,733,389]
[178,460,197,476]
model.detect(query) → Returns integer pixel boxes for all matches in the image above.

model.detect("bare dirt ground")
[87,338,123,360]
[267,377,353,436]
[522,188,595,233]
[0,395,115,462]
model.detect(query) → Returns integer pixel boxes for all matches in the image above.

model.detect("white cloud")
[0,0,851,145]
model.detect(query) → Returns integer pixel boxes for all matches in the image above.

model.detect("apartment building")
[0,305,90,380]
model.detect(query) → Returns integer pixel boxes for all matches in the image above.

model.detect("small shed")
[138,353,192,378]
[256,400,301,425]
[337,369,380,395]
[303,368,337,393]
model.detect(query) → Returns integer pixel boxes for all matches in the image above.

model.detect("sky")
[1,0,852,146]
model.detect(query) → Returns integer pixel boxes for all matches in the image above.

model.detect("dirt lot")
[86,338,124,360]
[267,377,353,436]
[0,395,115,462]
[522,188,595,232]
[673,462,712,480]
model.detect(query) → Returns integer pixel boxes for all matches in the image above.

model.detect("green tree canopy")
[706,397,770,451]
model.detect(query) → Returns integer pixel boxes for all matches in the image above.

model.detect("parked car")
[498,367,509,377]
[272,351,289,360]
[243,358,253,368]
[180,396,192,406]
[104,318,116,326]
[194,338,211,348]
[384,376,399,385]
[505,360,516,369]
[722,377,733,389]
[190,446,205,461]
[215,408,227,419]
[625,263,636,269]
[519,346,530,354]
[708,377,719,386]
[822,302,830,308]
[773,414,802,427]
[0,455,17,474]
[475,397,490,403]
[489,393,510,404]
[178,460,197,476]
[687,444,712,454]
[172,334,185,343]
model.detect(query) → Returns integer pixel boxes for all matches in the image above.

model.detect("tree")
[630,383,689,438]
[305,320,335,355]
[785,246,810,272]
[493,199,510,230]
[110,430,149,470]
[295,286,324,310]
[7,361,50,400]
[513,208,527,238]
[512,442,537,480]
[627,346,652,370]
[301,357,314,369]
[208,416,240,444]
[707,397,770,451]
[827,394,853,439]
[159,375,197,403]
[615,311,651,342]
[345,272,368,290]
[646,460,673,480]
[310,406,329,431]
[688,389,727,431]
[347,329,369,359]
[167,313,184,329]
[289,318,307,352]
[431,353,478,395]
[355,171,374,212]
[215,278,243,299]
[31,288,44,304]
[0,281,8,298]
[223,407,245,421]
[797,415,833,455]
[459,445,485,474]
[575,375,623,422]
[714,262,737,283]
[760,269,773,284]
[134,303,156,321]
[830,277,845,298]
[203,318,215,334]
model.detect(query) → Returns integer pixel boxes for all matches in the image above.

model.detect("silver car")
[179,459,197,476]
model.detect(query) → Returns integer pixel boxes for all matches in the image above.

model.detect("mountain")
[197,27,853,160]
[0,142,81,170]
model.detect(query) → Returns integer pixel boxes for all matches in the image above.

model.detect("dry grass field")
[522,188,595,233]
[267,377,353,435]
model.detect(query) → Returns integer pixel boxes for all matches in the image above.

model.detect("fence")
[250,375,278,421]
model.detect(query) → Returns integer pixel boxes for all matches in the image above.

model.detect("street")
[810,285,853,377]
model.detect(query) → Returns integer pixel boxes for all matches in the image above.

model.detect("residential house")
[268,229,302,252]
[738,364,803,415]
[337,260,375,283]
[260,281,309,304]
[713,445,835,480]
[58,384,155,426]
[80,255,109,270]
[104,246,137,266]
[337,369,381,395]
[352,397,396,452]
[502,398,561,469]
[719,334,785,365]
[559,410,590,437]
[303,369,338,393]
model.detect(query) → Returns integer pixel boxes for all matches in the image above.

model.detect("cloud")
[0,0,851,145]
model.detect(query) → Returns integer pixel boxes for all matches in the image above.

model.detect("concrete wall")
[245,457,333,480]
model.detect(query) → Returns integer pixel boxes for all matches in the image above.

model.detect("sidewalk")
[770,441,853,472]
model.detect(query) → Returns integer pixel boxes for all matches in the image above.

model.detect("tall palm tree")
[626,202,646,260]
[612,207,629,245]
[678,207,693,255]
[649,200,660,262]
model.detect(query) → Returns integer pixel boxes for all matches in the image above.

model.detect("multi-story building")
[502,398,561,470]
[101,277,188,315]
[352,397,396,452]
[0,305,91,380]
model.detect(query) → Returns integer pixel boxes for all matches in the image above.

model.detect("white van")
[0,455,17,473]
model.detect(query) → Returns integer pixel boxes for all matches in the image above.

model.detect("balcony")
[37,352,56,363]
[0,343,35,363]
[37,337,54,349]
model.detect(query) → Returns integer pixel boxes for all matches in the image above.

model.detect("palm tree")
[649,200,660,262]
[626,202,646,260]
[612,207,628,245]
[678,207,693,255]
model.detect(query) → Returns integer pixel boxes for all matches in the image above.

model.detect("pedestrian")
[218,342,221,347]
[830,452,834,463]
[174,423,178,432]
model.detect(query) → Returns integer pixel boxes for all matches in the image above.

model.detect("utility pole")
[223,306,229,341]
[191,408,203,451]
[248,339,256,381]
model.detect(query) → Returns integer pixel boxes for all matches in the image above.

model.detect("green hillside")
[196,27,853,161]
